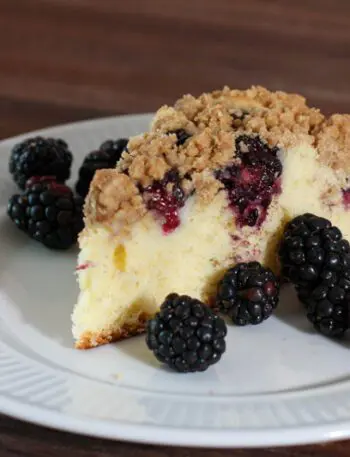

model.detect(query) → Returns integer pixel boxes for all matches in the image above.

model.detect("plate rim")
[2,395,350,448]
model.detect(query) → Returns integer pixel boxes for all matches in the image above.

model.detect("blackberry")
[295,284,312,308]
[7,180,84,250]
[9,137,72,189]
[167,129,192,146]
[303,273,350,337]
[215,135,282,228]
[216,262,280,326]
[296,253,350,337]
[279,214,350,287]
[76,138,128,197]
[142,168,186,234]
[146,293,227,373]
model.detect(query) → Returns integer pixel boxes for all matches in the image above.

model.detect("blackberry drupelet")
[216,262,280,326]
[295,284,312,308]
[297,254,350,338]
[279,214,350,287]
[304,269,350,337]
[7,180,84,250]
[9,137,73,189]
[75,138,128,197]
[146,293,227,373]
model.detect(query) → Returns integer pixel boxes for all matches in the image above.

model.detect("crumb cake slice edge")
[72,85,350,349]
[74,315,148,349]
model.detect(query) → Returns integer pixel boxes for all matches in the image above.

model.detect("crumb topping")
[315,114,350,173]
[191,170,224,205]
[84,169,146,230]
[154,85,324,149]
[151,106,198,136]
[84,85,349,232]
[117,127,234,185]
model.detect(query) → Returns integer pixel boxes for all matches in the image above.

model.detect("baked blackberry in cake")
[71,85,350,349]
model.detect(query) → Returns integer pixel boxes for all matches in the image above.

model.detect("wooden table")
[1,0,350,455]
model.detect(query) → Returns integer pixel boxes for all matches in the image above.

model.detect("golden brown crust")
[151,106,198,136]
[75,313,149,349]
[315,114,350,173]
[167,85,324,148]
[117,133,178,187]
[84,85,349,234]
[118,128,234,183]
[84,169,146,230]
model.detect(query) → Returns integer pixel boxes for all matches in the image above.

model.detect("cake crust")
[75,312,149,349]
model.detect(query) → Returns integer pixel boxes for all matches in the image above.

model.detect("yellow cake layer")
[72,142,350,348]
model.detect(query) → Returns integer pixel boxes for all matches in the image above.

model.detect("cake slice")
[72,86,350,349]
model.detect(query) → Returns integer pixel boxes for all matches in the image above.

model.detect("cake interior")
[72,139,350,348]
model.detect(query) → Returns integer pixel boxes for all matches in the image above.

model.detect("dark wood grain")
[1,0,350,455]
[2,415,350,457]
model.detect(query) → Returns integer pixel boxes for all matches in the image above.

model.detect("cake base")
[75,312,149,349]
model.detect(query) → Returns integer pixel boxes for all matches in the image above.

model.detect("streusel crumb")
[84,85,350,232]
[192,171,224,205]
[118,128,234,181]
[153,85,324,149]
[316,114,350,173]
[84,169,146,229]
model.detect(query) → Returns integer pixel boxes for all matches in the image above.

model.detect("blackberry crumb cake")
[72,86,350,349]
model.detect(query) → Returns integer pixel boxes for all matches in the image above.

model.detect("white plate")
[1,114,350,448]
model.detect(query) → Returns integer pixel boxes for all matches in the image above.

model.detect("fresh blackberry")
[146,293,227,373]
[75,138,128,197]
[302,270,350,337]
[216,262,280,326]
[279,214,350,287]
[9,137,72,189]
[295,253,350,337]
[167,129,192,146]
[7,180,84,250]
[295,284,312,308]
